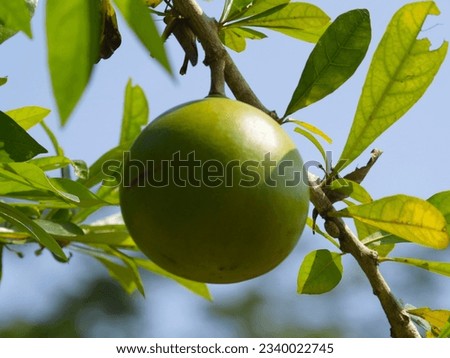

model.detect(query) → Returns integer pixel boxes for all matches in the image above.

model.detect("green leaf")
[220,0,290,24]
[2,162,79,203]
[0,77,7,86]
[120,80,149,147]
[96,256,141,295]
[220,0,253,23]
[337,194,449,249]
[113,0,170,73]
[294,127,327,165]
[305,217,340,249]
[0,244,3,283]
[50,178,108,207]
[339,2,448,170]
[329,178,373,204]
[5,106,51,130]
[81,146,124,188]
[0,201,67,260]
[76,224,135,247]
[33,219,84,238]
[40,121,64,157]
[297,249,343,294]
[238,0,289,20]
[231,3,330,43]
[428,191,450,234]
[289,120,332,143]
[135,258,212,300]
[111,249,145,296]
[359,229,396,257]
[408,307,450,337]
[0,0,33,39]
[219,27,267,52]
[285,9,371,116]
[385,257,450,278]
[0,111,47,163]
[219,27,246,52]
[46,0,101,124]
[439,320,450,338]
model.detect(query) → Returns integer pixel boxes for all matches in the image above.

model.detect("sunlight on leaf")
[339,1,448,170]
[428,191,450,234]
[285,9,371,116]
[297,249,343,294]
[0,201,67,261]
[3,162,79,203]
[136,258,212,300]
[6,106,51,130]
[294,127,327,165]
[338,195,449,249]
[33,219,84,238]
[46,0,101,124]
[230,2,330,43]
[329,178,373,204]
[219,26,266,52]
[289,120,332,143]
[76,224,134,247]
[113,0,171,73]
[120,80,149,147]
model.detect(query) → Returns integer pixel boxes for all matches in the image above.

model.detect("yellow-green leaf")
[408,307,450,337]
[120,80,149,147]
[231,3,330,43]
[0,0,33,39]
[289,120,332,144]
[219,27,266,52]
[339,1,448,170]
[338,194,449,249]
[113,0,171,73]
[385,257,450,278]
[0,201,67,261]
[294,127,327,165]
[6,106,51,130]
[297,249,343,294]
[428,191,450,234]
[135,258,212,300]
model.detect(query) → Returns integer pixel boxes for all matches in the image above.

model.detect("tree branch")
[171,0,421,338]
[172,0,275,118]
[308,172,420,338]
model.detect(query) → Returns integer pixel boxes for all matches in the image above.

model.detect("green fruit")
[119,97,309,283]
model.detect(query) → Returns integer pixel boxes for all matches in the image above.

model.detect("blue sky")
[1,0,449,337]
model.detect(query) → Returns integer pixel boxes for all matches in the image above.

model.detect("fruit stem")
[208,51,226,96]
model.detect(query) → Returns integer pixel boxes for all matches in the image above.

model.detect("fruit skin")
[119,97,309,283]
